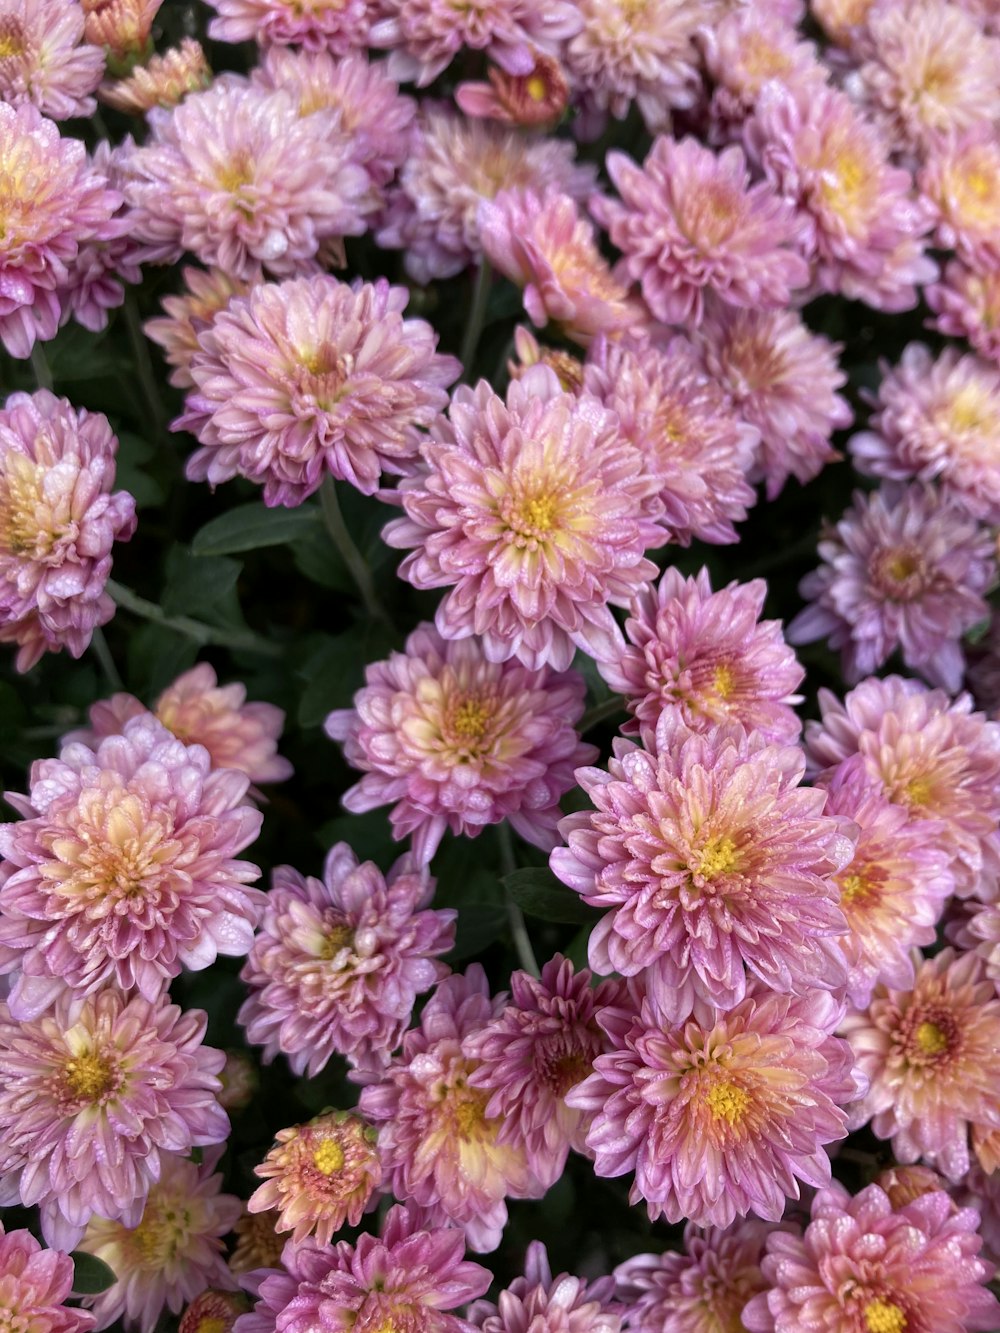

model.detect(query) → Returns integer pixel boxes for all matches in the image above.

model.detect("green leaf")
[503,867,599,925]
[70,1252,117,1295]
[192,503,321,557]
[162,548,244,626]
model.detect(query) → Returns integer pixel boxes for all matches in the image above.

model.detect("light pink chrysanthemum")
[206,0,371,51]
[326,625,597,864]
[180,1291,250,1333]
[568,987,860,1228]
[234,1203,492,1333]
[0,1222,95,1333]
[360,966,541,1254]
[470,1241,621,1333]
[178,275,458,506]
[614,1221,774,1333]
[0,714,264,1018]
[0,0,104,119]
[507,326,584,393]
[948,898,1000,998]
[746,82,936,312]
[843,948,1000,1180]
[479,189,638,347]
[455,53,570,128]
[144,267,249,391]
[742,1181,1000,1333]
[956,1163,1000,1266]
[375,105,597,283]
[788,482,996,692]
[0,101,122,357]
[695,304,851,499]
[465,956,624,1189]
[82,0,163,58]
[0,986,228,1250]
[874,1163,948,1209]
[238,843,454,1076]
[597,566,804,743]
[810,0,878,47]
[384,368,663,672]
[582,336,758,546]
[850,344,1000,525]
[805,675,1000,900]
[99,38,213,115]
[123,78,371,280]
[551,719,853,1022]
[248,1110,382,1246]
[919,127,1000,269]
[79,1149,242,1333]
[926,262,1000,368]
[592,136,810,327]
[0,388,136,673]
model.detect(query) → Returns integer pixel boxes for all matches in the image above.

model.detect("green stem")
[497,824,540,978]
[320,478,390,627]
[30,344,53,391]
[121,291,167,436]
[106,579,282,657]
[580,695,626,733]
[459,259,492,382]
[90,626,123,691]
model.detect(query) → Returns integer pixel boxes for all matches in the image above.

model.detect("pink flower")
[596,566,804,743]
[144,267,250,391]
[238,843,454,1076]
[591,135,810,327]
[582,336,758,546]
[551,719,853,1023]
[0,985,228,1250]
[0,0,104,119]
[695,304,851,499]
[180,1292,250,1333]
[206,0,371,50]
[465,956,624,1189]
[742,1181,1000,1333]
[568,987,860,1228]
[384,368,663,672]
[98,38,212,115]
[470,1241,621,1333]
[0,388,136,673]
[948,899,1000,998]
[325,624,596,864]
[0,713,264,1017]
[919,127,1000,268]
[179,275,459,506]
[0,1221,95,1333]
[926,262,1000,368]
[359,967,541,1253]
[788,482,996,692]
[455,53,569,127]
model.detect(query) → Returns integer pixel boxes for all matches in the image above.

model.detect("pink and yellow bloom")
[144,267,249,390]
[926,262,1000,368]
[206,0,371,51]
[99,38,212,114]
[0,0,104,119]
[919,127,1000,268]
[0,1221,95,1333]
[470,1241,621,1333]
[455,53,569,127]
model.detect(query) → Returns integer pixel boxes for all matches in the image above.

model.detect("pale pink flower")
[470,1241,621,1333]
[874,1163,949,1209]
[810,0,879,47]
[926,262,1000,368]
[455,53,569,127]
[956,1164,1000,1266]
[180,1291,250,1333]
[0,1221,95,1333]
[919,128,1000,269]
[99,38,212,115]
[507,326,584,393]
[206,0,371,51]
[82,0,162,57]
[228,1213,283,1278]
[948,899,1000,998]
[144,267,250,390]
[0,0,104,119]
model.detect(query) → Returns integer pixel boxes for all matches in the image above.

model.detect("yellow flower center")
[902,775,933,809]
[318,922,353,961]
[884,550,921,583]
[0,30,24,58]
[64,1050,117,1103]
[839,871,871,906]
[0,452,55,559]
[864,1300,907,1333]
[129,1197,192,1268]
[706,1080,749,1126]
[914,1021,948,1055]
[455,1093,489,1138]
[451,698,491,741]
[526,75,547,101]
[49,795,181,911]
[195,1320,228,1333]
[312,1139,346,1175]
[945,383,993,435]
[517,495,556,534]
[713,663,735,700]
[696,835,739,880]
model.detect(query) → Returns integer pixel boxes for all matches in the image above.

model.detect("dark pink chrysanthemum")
[206,0,371,51]
[178,275,459,506]
[0,388,136,673]
[695,304,851,499]
[465,956,624,1189]
[743,1180,1000,1333]
[591,135,810,327]
[325,624,597,864]
[551,718,854,1023]
[470,1241,621,1333]
[919,127,1000,270]
[384,368,664,672]
[0,714,264,1017]
[568,987,861,1228]
[926,262,1000,368]
[804,675,1000,900]
[360,966,541,1253]
[597,566,804,743]
[0,985,228,1250]
[582,336,757,547]
[842,948,1000,1182]
[238,842,454,1076]
[144,267,250,391]
[788,482,996,692]
[0,0,104,119]
[0,1221,95,1333]
[614,1221,774,1333]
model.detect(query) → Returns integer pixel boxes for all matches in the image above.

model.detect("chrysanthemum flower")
[248,1110,382,1246]
[82,0,162,58]
[746,82,936,312]
[956,1163,1000,1265]
[206,0,371,51]
[810,0,878,46]
[360,967,541,1253]
[217,1050,257,1111]
[234,1203,491,1333]
[455,53,569,127]
[742,1181,1000,1333]
[597,566,804,743]
[568,987,860,1228]
[465,956,623,1189]
[144,267,249,390]
[551,719,853,1022]
[470,1241,621,1333]
[99,38,212,114]
[228,1212,283,1277]
[582,336,757,546]
[0,986,228,1250]
[384,369,663,672]
[700,10,827,138]
[0,0,104,118]
[851,344,1000,526]
[695,304,851,499]
[326,625,596,864]
[375,105,597,283]
[788,482,996,691]
[123,78,371,280]
[179,275,458,506]
[0,389,136,673]
[180,1291,250,1333]
[875,1163,948,1209]
[614,1221,774,1333]
[948,898,1000,1000]
[919,128,1000,269]
[842,948,1000,1180]
[591,136,810,327]
[0,714,264,1017]
[926,262,1000,368]
[238,843,454,1076]
[79,1149,242,1333]
[507,326,584,393]
[0,1221,95,1333]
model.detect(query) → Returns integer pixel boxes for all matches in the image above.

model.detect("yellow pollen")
[64,1050,116,1102]
[839,871,869,905]
[706,1080,749,1126]
[451,698,491,741]
[526,75,547,101]
[130,1203,190,1267]
[196,1320,228,1333]
[947,384,990,433]
[517,495,556,533]
[903,775,933,809]
[884,550,920,583]
[454,1094,487,1138]
[312,1138,346,1175]
[712,663,735,700]
[914,1021,948,1055]
[696,835,739,880]
[864,1299,907,1333]
[319,923,353,961]
[0,32,23,57]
